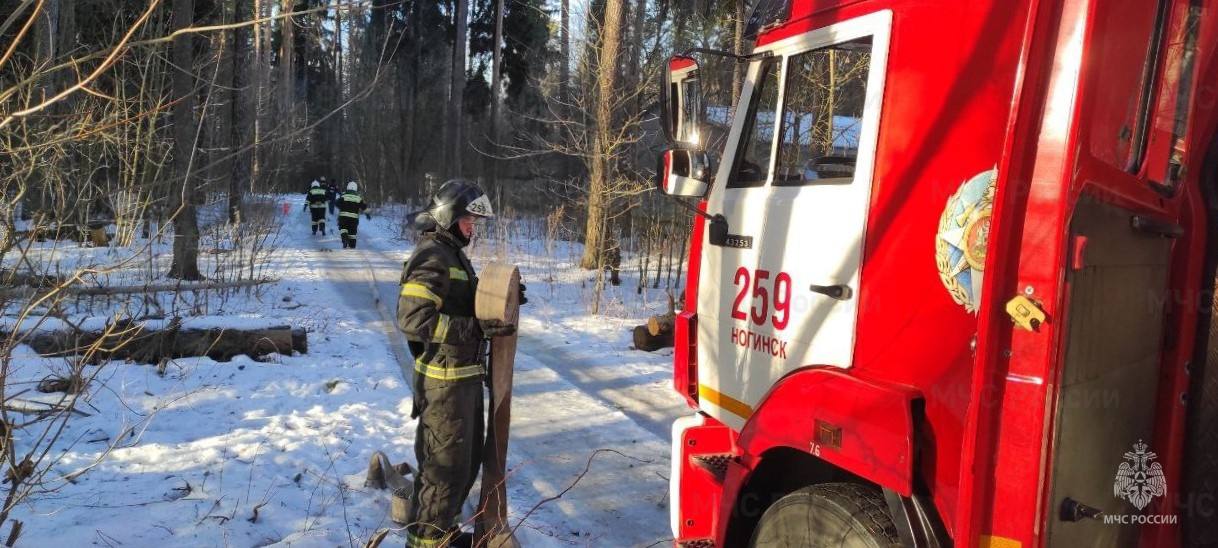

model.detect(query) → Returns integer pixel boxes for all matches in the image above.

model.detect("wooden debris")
[36,374,82,394]
[633,324,673,352]
[646,313,675,337]
[4,319,307,363]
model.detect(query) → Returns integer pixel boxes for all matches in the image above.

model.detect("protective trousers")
[310,207,326,234]
[338,217,359,248]
[406,375,484,547]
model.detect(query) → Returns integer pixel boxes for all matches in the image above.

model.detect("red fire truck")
[655,0,1218,546]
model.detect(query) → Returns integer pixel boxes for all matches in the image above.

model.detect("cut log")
[6,320,306,364]
[647,313,675,337]
[633,324,673,352]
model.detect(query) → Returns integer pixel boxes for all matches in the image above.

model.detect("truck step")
[691,453,733,483]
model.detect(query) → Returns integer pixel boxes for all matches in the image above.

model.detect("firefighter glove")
[480,319,516,338]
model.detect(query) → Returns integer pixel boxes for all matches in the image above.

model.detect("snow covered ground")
[8,200,688,546]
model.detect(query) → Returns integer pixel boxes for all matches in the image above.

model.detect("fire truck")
[655,0,1218,546]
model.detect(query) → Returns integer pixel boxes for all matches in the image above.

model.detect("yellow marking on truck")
[979,535,1021,548]
[699,385,753,420]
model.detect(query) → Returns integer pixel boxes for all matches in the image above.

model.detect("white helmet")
[346,181,359,192]
[311,180,320,188]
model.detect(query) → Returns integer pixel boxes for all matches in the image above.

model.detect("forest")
[1,0,752,282]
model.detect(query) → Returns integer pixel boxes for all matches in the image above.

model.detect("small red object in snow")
[282,202,290,216]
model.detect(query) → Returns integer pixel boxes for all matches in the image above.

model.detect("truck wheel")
[749,483,901,548]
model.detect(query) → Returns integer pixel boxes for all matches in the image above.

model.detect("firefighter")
[336,181,369,248]
[305,180,328,235]
[396,179,520,548]
[326,181,339,216]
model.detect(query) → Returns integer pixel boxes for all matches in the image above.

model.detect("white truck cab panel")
[695,11,893,429]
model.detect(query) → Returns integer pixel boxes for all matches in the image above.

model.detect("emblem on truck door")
[1114,440,1166,511]
[935,169,997,313]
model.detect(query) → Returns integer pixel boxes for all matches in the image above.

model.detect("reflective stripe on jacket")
[306,187,328,207]
[337,191,367,219]
[396,229,482,381]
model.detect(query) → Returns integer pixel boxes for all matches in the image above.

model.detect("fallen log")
[5,318,306,364]
[647,313,675,337]
[633,324,673,352]
[0,278,275,300]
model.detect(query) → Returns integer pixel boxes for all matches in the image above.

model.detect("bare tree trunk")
[56,0,73,65]
[733,0,745,105]
[169,0,202,280]
[559,0,574,180]
[580,0,625,270]
[231,0,255,219]
[55,0,78,225]
[334,1,345,183]
[631,0,645,77]
[560,0,570,102]
[406,1,424,193]
[488,0,504,193]
[820,50,837,151]
[448,0,468,178]
[211,0,235,223]
[279,0,294,126]
[672,3,686,52]
[33,1,56,96]
[252,0,268,193]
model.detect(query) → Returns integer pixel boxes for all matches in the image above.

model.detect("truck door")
[697,12,892,429]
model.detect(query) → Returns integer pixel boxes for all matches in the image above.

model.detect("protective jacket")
[337,191,367,218]
[306,186,328,208]
[397,228,483,383]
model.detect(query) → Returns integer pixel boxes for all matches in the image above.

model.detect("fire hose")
[472,263,522,548]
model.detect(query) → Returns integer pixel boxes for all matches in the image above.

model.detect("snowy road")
[14,208,685,547]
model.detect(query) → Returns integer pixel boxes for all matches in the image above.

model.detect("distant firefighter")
[305,180,328,235]
[326,181,339,216]
[336,181,369,248]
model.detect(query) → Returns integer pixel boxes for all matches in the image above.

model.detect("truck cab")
[657,0,1218,546]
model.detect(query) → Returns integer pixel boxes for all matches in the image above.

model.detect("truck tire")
[749,483,901,548]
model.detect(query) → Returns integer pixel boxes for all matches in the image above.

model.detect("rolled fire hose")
[473,263,521,548]
[364,451,414,524]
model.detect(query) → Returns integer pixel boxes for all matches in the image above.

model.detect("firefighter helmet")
[346,181,359,192]
[423,179,494,229]
[311,180,320,188]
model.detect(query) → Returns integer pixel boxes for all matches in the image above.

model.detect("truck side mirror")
[657,149,712,197]
[660,55,703,148]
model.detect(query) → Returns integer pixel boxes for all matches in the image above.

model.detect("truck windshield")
[773,38,872,186]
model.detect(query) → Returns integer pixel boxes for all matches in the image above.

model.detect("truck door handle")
[1059,497,1102,521]
[809,284,853,300]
